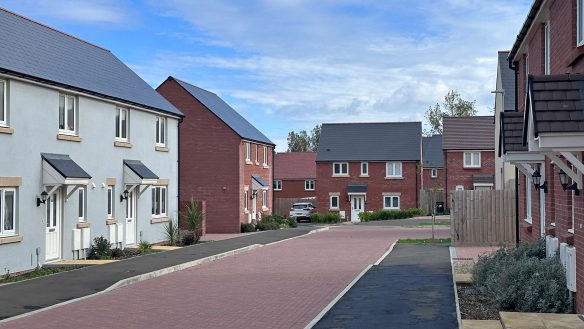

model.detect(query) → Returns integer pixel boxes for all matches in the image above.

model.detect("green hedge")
[473,239,572,313]
[358,208,426,222]
[241,215,298,232]
[310,212,343,223]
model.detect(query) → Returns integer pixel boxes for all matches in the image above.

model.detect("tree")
[425,90,477,135]
[287,124,321,152]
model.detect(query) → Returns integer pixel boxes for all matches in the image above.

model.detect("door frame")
[350,195,365,222]
[125,187,137,246]
[45,188,62,261]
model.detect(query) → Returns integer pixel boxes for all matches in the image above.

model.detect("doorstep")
[151,245,182,251]
[462,320,502,329]
[499,311,584,329]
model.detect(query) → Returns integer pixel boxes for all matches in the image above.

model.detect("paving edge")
[374,240,397,266]
[450,246,463,329]
[304,264,373,329]
[0,244,263,324]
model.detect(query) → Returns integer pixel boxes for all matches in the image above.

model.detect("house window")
[579,0,584,45]
[0,80,6,126]
[305,179,315,191]
[431,169,438,178]
[455,185,464,191]
[156,117,166,146]
[116,108,129,141]
[255,144,258,163]
[263,146,268,166]
[244,191,248,210]
[0,188,16,235]
[386,162,402,177]
[361,162,369,176]
[78,188,85,221]
[330,195,339,210]
[544,23,550,75]
[107,185,114,219]
[151,186,167,217]
[333,162,348,175]
[383,196,400,210]
[245,142,251,162]
[463,152,481,168]
[262,190,267,208]
[59,94,77,135]
[273,180,282,191]
[525,176,532,224]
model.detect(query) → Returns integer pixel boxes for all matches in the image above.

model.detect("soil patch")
[457,284,500,320]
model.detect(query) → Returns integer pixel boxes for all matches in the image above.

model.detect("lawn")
[398,238,451,244]
[414,221,451,227]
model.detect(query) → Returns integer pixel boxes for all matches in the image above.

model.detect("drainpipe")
[177,118,182,223]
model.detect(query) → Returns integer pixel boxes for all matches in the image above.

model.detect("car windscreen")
[292,204,308,209]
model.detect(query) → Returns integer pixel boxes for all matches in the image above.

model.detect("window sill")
[255,162,260,165]
[383,208,400,211]
[150,217,170,224]
[360,175,369,177]
[244,210,249,214]
[76,222,90,229]
[329,208,340,211]
[305,189,315,192]
[568,229,575,234]
[263,165,269,169]
[0,126,14,135]
[463,166,481,169]
[114,141,133,148]
[245,160,253,165]
[155,146,169,152]
[332,174,349,177]
[0,235,22,245]
[57,133,82,142]
[106,219,118,225]
[274,189,282,192]
[385,177,404,180]
[262,207,269,211]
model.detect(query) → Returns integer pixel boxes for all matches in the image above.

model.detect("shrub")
[310,212,342,223]
[473,239,572,313]
[256,220,280,231]
[241,223,256,233]
[110,248,124,258]
[287,217,298,228]
[138,241,152,253]
[182,199,203,232]
[87,236,111,260]
[408,208,426,216]
[180,230,199,246]
[163,219,180,246]
[358,208,427,222]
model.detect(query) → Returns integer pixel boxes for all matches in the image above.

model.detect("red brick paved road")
[0,226,449,329]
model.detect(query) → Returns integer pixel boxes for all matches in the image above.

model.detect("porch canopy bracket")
[544,152,583,188]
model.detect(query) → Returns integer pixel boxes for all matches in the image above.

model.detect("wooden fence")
[450,189,516,246]
[273,197,316,217]
[419,189,445,214]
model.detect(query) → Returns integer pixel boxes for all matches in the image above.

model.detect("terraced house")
[0,9,183,273]
[315,122,422,222]
[157,77,275,234]
[499,0,584,312]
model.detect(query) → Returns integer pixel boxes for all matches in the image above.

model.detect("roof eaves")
[508,0,545,66]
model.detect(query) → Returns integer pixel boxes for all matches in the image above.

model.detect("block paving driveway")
[1,225,449,329]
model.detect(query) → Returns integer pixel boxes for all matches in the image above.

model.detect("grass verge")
[0,267,73,284]
[398,238,451,244]
[414,221,451,227]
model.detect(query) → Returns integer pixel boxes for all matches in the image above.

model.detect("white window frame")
[0,80,7,126]
[274,180,282,191]
[59,94,77,135]
[255,144,259,163]
[431,168,438,178]
[262,190,267,208]
[383,195,400,210]
[151,186,167,218]
[107,185,114,219]
[244,191,249,210]
[578,0,584,46]
[386,162,403,178]
[0,188,16,236]
[333,162,349,176]
[116,107,129,141]
[156,116,166,147]
[263,146,268,166]
[455,185,464,191]
[305,179,315,191]
[525,175,532,224]
[245,142,251,162]
[361,162,369,176]
[463,152,481,168]
[78,188,85,221]
[544,22,550,75]
[330,195,339,210]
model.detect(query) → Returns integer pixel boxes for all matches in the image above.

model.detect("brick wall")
[240,141,273,225]
[444,150,496,207]
[421,168,445,191]
[274,179,316,199]
[315,161,419,221]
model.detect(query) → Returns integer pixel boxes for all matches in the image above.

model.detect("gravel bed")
[457,284,500,320]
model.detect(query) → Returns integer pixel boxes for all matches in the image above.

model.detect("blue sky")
[1,0,532,150]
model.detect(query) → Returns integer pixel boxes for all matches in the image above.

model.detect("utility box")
[435,202,445,214]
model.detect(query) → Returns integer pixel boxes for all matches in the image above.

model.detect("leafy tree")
[287,124,321,152]
[425,90,477,135]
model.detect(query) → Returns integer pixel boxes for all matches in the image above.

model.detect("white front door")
[125,190,136,246]
[351,196,364,222]
[252,190,257,220]
[45,191,61,261]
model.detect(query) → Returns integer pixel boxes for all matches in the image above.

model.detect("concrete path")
[0,226,449,328]
[0,227,318,320]
[313,243,457,329]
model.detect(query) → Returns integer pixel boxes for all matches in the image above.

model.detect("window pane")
[396,163,402,176]
[393,197,399,208]
[67,96,75,132]
[52,195,57,227]
[151,188,156,215]
[78,189,84,218]
[45,195,50,228]
[107,187,113,216]
[473,153,479,166]
[0,81,4,122]
[121,109,127,138]
[59,95,65,129]
[156,118,160,143]
[384,197,390,208]
[342,163,347,173]
[160,118,165,144]
[464,153,471,165]
[161,187,166,215]
[115,110,120,137]
[4,190,14,231]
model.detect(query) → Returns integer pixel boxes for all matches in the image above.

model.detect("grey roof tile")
[123,160,158,180]
[315,122,422,162]
[0,8,181,116]
[422,135,443,168]
[442,116,495,150]
[42,153,91,179]
[500,112,527,153]
[347,184,367,193]
[252,175,269,187]
[171,77,274,146]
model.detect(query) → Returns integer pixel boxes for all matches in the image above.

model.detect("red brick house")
[157,77,275,233]
[315,122,422,222]
[499,0,584,311]
[421,135,445,191]
[274,152,316,199]
[443,116,496,208]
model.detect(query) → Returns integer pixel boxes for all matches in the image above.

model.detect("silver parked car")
[289,202,316,221]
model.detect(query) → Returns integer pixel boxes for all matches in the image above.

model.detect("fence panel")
[419,190,445,214]
[273,197,316,217]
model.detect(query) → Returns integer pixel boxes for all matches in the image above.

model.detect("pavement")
[313,243,457,329]
[0,225,449,328]
[0,226,318,320]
